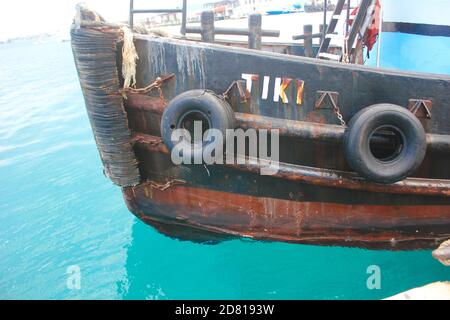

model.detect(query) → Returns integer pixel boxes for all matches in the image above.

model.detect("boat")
[235,0,303,17]
[265,1,304,15]
[71,0,450,257]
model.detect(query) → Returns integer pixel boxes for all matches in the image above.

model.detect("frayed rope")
[121,26,138,89]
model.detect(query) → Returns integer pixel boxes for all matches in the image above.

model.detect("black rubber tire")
[344,104,426,184]
[161,90,235,160]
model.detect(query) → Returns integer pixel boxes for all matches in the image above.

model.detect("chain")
[144,179,186,191]
[329,98,346,126]
[130,134,162,146]
[157,86,166,105]
[334,105,346,127]
[121,73,174,104]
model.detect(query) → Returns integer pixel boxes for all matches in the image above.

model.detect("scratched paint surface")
[0,41,448,300]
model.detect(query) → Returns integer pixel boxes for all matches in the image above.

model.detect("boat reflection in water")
[119,218,450,299]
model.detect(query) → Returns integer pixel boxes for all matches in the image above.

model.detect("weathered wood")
[201,11,215,43]
[248,14,262,50]
[304,24,313,57]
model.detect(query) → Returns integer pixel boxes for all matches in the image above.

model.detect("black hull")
[71,9,450,251]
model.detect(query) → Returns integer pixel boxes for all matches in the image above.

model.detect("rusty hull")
[119,35,450,248]
[124,129,450,249]
[71,19,450,249]
[123,185,450,249]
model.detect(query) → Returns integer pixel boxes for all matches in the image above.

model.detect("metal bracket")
[315,91,339,109]
[315,91,346,126]
[223,80,249,103]
[408,99,432,119]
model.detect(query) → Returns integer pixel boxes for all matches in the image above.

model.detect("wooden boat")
[71,1,450,254]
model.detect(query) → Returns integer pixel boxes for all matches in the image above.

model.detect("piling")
[201,11,215,43]
[248,14,262,50]
[304,24,313,57]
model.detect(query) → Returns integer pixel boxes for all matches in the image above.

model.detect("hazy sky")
[0,0,207,40]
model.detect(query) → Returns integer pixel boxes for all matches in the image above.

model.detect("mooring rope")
[121,26,139,89]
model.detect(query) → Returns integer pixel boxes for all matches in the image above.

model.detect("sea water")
[0,41,448,299]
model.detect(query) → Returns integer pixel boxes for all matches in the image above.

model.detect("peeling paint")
[176,45,206,88]
[148,40,167,77]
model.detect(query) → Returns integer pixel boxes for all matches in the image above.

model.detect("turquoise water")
[0,41,448,300]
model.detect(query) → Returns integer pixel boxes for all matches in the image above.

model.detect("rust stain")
[123,92,448,152]
[131,132,450,197]
[124,92,166,114]
[305,111,327,124]
[126,184,450,250]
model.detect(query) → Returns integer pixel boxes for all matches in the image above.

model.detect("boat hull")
[70,9,450,250]
[123,184,450,249]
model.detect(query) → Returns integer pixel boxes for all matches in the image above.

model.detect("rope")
[144,179,187,191]
[121,26,138,89]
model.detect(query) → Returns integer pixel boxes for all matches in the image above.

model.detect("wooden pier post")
[201,11,215,43]
[304,24,313,57]
[319,23,327,45]
[181,0,187,35]
[248,14,262,50]
[129,0,134,29]
[322,0,328,41]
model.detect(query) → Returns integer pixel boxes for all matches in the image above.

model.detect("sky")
[0,0,207,40]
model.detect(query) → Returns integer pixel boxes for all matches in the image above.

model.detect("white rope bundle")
[121,26,138,88]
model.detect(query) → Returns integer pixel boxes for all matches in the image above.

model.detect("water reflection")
[121,217,450,299]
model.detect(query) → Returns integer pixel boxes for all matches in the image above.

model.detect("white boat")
[235,0,305,16]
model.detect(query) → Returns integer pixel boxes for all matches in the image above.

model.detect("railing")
[128,1,344,55]
[292,24,328,57]
[129,0,187,35]
[184,11,280,50]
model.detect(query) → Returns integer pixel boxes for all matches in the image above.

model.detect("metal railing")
[129,0,187,34]
[184,11,280,50]
[292,24,329,57]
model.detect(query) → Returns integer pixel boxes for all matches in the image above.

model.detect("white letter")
[226,129,258,165]
[259,129,279,175]
[366,265,381,290]
[193,120,203,164]
[262,76,270,100]
[203,129,224,164]
[66,265,81,290]
[242,73,258,93]
[273,77,281,102]
[171,129,192,165]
